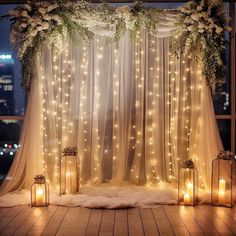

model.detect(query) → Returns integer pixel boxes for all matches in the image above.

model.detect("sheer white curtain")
[0,15,223,197]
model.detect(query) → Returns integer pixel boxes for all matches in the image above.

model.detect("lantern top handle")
[182,159,195,169]
[34,174,46,184]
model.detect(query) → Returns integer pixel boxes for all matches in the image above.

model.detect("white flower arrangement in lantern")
[60,146,80,195]
[31,175,49,207]
[178,160,199,206]
[211,151,236,207]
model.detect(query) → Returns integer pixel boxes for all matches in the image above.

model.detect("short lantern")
[31,175,49,207]
[211,151,236,207]
[60,146,80,195]
[178,160,198,206]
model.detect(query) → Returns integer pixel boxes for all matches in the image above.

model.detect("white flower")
[37,26,44,32]
[23,4,32,11]
[191,13,200,21]
[187,26,193,31]
[21,10,28,17]
[41,22,50,30]
[198,29,204,33]
[47,4,58,12]
[29,30,38,37]
[216,27,223,34]
[20,23,28,28]
[43,15,52,21]
[116,6,130,13]
[38,8,47,15]
[196,6,203,11]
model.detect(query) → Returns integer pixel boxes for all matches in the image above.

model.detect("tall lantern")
[60,146,80,195]
[31,175,49,207]
[178,160,198,206]
[211,151,236,207]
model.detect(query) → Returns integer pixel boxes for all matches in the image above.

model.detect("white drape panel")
[0,29,223,196]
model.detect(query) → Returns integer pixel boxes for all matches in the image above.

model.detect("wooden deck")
[1,205,236,235]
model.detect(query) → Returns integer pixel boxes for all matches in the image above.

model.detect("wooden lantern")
[178,160,198,206]
[31,175,49,207]
[60,147,80,195]
[211,151,236,207]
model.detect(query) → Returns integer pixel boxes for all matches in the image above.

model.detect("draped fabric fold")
[0,11,223,198]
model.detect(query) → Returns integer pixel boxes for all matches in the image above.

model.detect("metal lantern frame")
[211,156,236,208]
[30,175,49,207]
[60,147,80,195]
[178,161,199,206]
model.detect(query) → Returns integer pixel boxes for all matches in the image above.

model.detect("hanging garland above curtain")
[1,0,231,93]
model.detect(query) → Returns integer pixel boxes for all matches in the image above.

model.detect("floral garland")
[1,0,230,92]
[216,150,234,160]
[2,0,162,90]
[173,0,231,94]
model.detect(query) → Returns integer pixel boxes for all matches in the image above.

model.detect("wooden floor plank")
[198,205,235,235]
[163,205,190,236]
[0,205,236,236]
[27,205,58,235]
[13,207,45,235]
[174,205,204,236]
[139,208,160,236]
[56,207,91,236]
[99,210,115,236]
[204,205,236,234]
[41,206,68,235]
[0,206,33,235]
[114,209,128,236]
[185,206,220,235]
[152,206,175,236]
[128,208,144,236]
[0,208,11,218]
[86,209,103,236]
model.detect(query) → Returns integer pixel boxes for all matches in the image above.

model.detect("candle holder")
[211,151,236,207]
[178,160,198,206]
[31,175,49,207]
[60,146,80,195]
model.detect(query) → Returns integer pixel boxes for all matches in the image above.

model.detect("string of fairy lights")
[39,31,204,191]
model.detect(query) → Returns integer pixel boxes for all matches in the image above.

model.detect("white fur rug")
[0,183,211,208]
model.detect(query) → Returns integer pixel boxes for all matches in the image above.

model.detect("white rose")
[20,23,27,28]
[37,26,44,31]
[48,4,58,12]
[30,30,38,37]
[196,6,203,11]
[43,15,52,21]
[23,4,32,11]
[116,6,130,13]
[191,13,200,21]
[198,29,204,33]
[21,10,28,17]
[216,27,223,34]
[187,26,193,31]
[41,22,49,30]
[38,8,47,15]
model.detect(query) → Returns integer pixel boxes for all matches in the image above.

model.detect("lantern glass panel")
[178,168,198,206]
[31,183,49,207]
[60,155,80,194]
[211,159,236,207]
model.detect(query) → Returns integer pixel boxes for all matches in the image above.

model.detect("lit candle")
[184,193,191,204]
[36,187,44,205]
[219,178,226,204]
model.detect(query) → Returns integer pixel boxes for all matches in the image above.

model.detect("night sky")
[0,5,25,115]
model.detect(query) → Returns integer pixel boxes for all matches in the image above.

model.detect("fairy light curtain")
[0,13,222,196]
